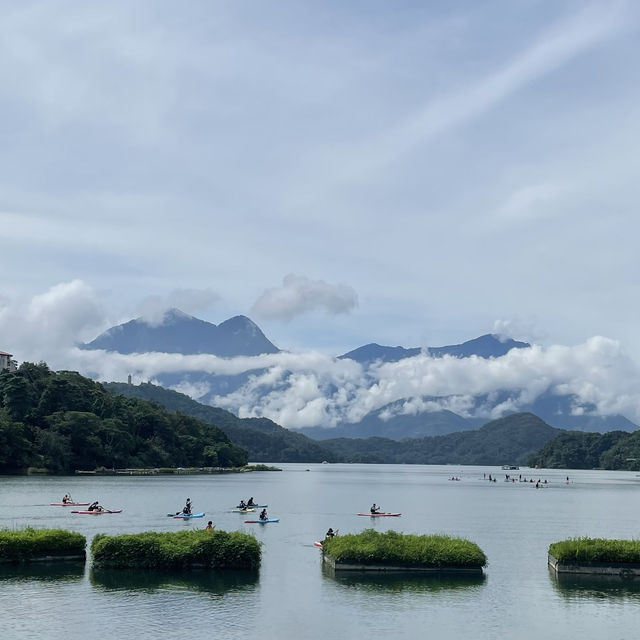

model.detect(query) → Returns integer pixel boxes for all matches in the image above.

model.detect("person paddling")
[238,500,247,509]
[88,501,99,511]
[370,503,380,514]
[259,508,268,521]
[62,494,71,504]
[247,497,256,506]
[205,521,213,531]
[183,498,192,515]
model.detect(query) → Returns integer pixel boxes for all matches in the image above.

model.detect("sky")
[2,1,640,428]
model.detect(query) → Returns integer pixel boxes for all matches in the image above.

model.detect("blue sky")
[2,0,640,362]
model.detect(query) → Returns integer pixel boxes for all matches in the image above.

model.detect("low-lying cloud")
[251,274,358,322]
[4,281,640,430]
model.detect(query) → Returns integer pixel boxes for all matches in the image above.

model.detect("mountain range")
[104,382,564,466]
[81,309,639,439]
[338,334,531,364]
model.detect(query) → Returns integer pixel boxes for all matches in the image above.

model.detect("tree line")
[526,430,640,470]
[0,363,247,474]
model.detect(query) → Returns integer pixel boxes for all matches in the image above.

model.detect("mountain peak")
[160,308,196,324]
[428,334,530,358]
[82,310,279,356]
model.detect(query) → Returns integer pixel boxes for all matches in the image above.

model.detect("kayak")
[244,519,279,523]
[71,509,122,514]
[236,504,267,508]
[357,512,401,517]
[314,541,323,548]
[169,512,205,519]
[50,502,90,506]
[232,508,255,513]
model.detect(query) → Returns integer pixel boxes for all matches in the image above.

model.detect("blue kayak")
[168,512,205,519]
[244,518,279,523]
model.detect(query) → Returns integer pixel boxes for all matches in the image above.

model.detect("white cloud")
[0,280,105,365]
[252,274,358,322]
[492,317,545,344]
[207,336,640,428]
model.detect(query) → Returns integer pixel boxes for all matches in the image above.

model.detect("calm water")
[1,464,640,640]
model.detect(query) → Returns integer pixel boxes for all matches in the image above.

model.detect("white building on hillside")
[0,351,17,372]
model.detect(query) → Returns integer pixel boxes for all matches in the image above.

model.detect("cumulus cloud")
[206,337,640,428]
[0,280,105,366]
[251,274,358,322]
[136,288,220,326]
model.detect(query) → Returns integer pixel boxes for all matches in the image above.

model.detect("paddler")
[62,494,71,504]
[325,528,336,539]
[238,500,247,509]
[370,503,380,514]
[247,497,256,506]
[88,501,99,511]
[259,508,268,521]
[183,498,192,515]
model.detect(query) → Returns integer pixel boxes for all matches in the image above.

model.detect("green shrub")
[549,538,640,563]
[91,529,261,570]
[322,529,486,568]
[0,528,86,561]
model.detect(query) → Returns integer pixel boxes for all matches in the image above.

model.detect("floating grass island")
[549,538,640,576]
[91,529,261,570]
[322,529,486,574]
[0,528,86,564]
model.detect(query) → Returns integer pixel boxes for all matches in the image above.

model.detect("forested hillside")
[105,382,339,463]
[0,363,247,473]
[527,430,640,470]
[321,413,562,465]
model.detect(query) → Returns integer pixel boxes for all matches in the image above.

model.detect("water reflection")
[323,565,486,593]
[0,562,85,583]
[550,568,640,601]
[90,567,259,595]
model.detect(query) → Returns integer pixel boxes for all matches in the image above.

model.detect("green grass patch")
[91,529,261,570]
[0,528,86,562]
[244,464,282,471]
[322,529,486,568]
[549,538,640,564]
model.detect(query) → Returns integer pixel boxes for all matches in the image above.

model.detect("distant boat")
[501,465,519,470]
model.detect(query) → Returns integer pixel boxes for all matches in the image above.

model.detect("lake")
[1,464,639,640]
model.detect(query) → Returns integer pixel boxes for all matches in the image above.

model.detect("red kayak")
[71,509,122,514]
[50,502,90,506]
[314,541,323,548]
[357,512,401,517]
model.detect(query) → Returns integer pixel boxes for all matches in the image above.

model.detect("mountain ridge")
[82,308,280,357]
[319,412,564,465]
[338,333,531,364]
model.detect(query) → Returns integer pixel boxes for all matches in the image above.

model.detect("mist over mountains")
[78,308,639,438]
[339,334,531,364]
